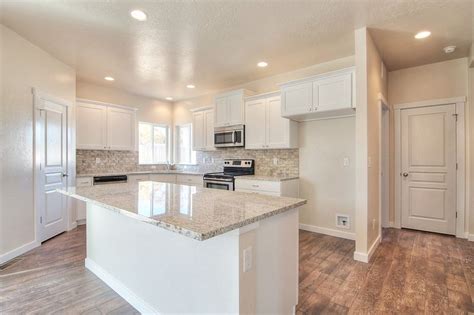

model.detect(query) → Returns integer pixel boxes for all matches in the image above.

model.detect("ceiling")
[0,0,472,101]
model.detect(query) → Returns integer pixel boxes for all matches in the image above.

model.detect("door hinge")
[453,113,458,122]
[456,163,458,170]
[456,212,458,218]
[40,216,43,224]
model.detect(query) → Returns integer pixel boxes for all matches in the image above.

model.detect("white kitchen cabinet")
[235,178,299,197]
[128,174,150,182]
[191,107,215,151]
[76,99,137,151]
[280,67,355,121]
[245,92,298,149]
[149,174,176,183]
[176,174,203,186]
[75,177,93,223]
[214,89,254,127]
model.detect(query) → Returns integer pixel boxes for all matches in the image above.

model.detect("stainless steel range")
[203,159,255,191]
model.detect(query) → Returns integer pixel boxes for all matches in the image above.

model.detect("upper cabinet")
[192,107,215,151]
[245,92,298,150]
[280,67,355,121]
[214,89,254,127]
[76,99,137,151]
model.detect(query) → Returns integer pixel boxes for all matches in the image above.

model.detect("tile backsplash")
[77,148,299,177]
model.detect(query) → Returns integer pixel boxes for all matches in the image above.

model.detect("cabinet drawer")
[235,179,281,193]
[149,174,176,183]
[236,188,281,197]
[176,175,203,186]
[128,174,150,182]
[76,177,93,187]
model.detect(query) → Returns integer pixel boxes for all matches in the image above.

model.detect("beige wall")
[388,58,470,235]
[76,81,173,127]
[174,56,356,235]
[0,25,76,255]
[299,117,356,235]
[470,67,474,236]
[354,28,387,255]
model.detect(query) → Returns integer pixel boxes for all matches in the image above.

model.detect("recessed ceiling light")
[414,31,431,39]
[257,61,268,68]
[104,76,115,81]
[130,10,147,21]
[186,84,195,89]
[165,97,173,101]
[443,45,456,54]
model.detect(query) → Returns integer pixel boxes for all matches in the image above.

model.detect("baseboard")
[77,219,86,226]
[0,240,40,265]
[353,234,381,263]
[468,234,474,242]
[299,223,355,240]
[68,221,78,231]
[85,258,160,314]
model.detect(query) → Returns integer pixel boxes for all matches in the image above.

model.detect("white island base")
[85,203,300,314]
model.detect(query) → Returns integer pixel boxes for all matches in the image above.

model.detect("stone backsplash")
[77,148,299,177]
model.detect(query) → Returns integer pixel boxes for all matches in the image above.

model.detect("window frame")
[138,121,170,165]
[174,123,196,165]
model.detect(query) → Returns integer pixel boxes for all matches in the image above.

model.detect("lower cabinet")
[176,174,203,186]
[128,174,150,182]
[75,177,93,223]
[235,178,299,197]
[149,174,176,183]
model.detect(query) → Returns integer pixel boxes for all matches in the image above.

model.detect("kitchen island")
[58,181,306,314]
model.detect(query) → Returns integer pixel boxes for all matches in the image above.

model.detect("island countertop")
[58,182,306,241]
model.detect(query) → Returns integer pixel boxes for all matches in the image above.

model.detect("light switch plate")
[243,247,252,272]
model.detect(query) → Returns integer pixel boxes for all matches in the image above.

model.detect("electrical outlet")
[95,157,100,164]
[336,214,350,229]
[243,247,252,272]
[273,158,278,166]
[343,157,350,167]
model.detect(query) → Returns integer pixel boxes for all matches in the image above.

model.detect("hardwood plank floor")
[1,226,473,314]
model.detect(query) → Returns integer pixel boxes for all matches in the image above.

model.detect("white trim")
[0,241,40,265]
[77,219,87,226]
[468,234,474,242]
[394,98,466,237]
[393,96,466,110]
[353,234,381,263]
[379,95,389,236]
[67,221,77,231]
[279,66,355,87]
[76,98,138,111]
[85,258,160,315]
[189,106,213,113]
[299,224,355,240]
[377,93,389,110]
[33,88,73,108]
[244,90,280,101]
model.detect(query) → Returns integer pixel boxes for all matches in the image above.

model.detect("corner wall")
[0,24,76,256]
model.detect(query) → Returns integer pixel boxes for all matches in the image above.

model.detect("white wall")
[388,58,470,235]
[0,24,76,255]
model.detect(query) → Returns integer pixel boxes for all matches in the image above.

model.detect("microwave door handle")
[233,131,237,143]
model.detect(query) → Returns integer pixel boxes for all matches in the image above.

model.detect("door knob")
[402,172,409,177]
[62,173,69,177]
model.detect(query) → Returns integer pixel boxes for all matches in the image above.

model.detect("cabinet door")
[281,82,313,116]
[204,110,215,150]
[192,111,205,151]
[245,99,266,149]
[76,102,107,150]
[106,107,136,150]
[149,174,176,183]
[214,96,228,127]
[313,73,352,112]
[266,96,289,148]
[227,93,244,125]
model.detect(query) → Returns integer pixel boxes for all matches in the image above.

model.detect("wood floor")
[1,226,473,314]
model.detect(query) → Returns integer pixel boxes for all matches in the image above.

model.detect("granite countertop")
[237,175,299,182]
[76,170,205,178]
[58,182,306,241]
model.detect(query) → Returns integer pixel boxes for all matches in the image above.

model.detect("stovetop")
[203,159,255,180]
[203,171,249,179]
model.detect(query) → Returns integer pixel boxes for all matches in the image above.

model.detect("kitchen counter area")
[57,181,306,314]
[76,169,205,178]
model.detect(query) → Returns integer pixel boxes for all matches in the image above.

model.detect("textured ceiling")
[0,0,472,101]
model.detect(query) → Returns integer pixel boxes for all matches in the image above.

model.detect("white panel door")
[192,111,205,150]
[401,104,457,235]
[106,107,135,150]
[36,99,68,242]
[245,99,266,149]
[204,110,215,150]
[214,96,228,127]
[228,93,244,125]
[313,73,352,112]
[76,102,107,150]
[281,82,313,115]
[266,96,288,148]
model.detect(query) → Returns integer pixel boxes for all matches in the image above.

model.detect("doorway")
[34,90,71,242]
[394,98,465,236]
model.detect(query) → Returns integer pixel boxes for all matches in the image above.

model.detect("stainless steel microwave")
[214,125,244,148]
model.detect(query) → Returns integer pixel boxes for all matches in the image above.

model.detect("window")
[139,122,169,164]
[175,124,196,164]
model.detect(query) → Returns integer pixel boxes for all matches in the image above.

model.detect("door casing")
[394,97,466,238]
